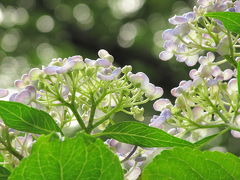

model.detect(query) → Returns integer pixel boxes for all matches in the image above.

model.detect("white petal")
[159,51,173,61]
[153,98,172,111]
[223,69,233,80]
[185,55,199,66]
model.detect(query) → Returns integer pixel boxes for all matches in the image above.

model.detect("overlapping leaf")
[0,101,60,134]
[205,12,240,34]
[99,121,193,147]
[9,133,123,180]
[141,147,240,179]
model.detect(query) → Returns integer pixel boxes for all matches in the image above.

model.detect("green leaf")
[205,12,240,34]
[98,121,193,147]
[141,147,240,180]
[0,166,10,180]
[0,101,61,134]
[9,133,123,180]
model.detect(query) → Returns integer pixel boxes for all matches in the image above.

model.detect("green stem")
[91,105,121,131]
[58,97,87,132]
[0,136,23,161]
[204,96,228,123]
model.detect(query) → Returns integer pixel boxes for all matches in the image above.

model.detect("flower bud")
[131,106,144,121]
[122,65,132,74]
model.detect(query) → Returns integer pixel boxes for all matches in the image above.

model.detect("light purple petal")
[162,29,175,40]
[185,55,199,66]
[9,93,18,101]
[227,78,237,93]
[0,89,9,98]
[189,69,198,79]
[14,80,25,88]
[128,72,150,85]
[223,69,233,80]
[153,98,172,111]
[15,90,32,104]
[235,1,240,12]
[95,58,112,68]
[43,66,61,75]
[159,51,173,61]
[169,15,188,25]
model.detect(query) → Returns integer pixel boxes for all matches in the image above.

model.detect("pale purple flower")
[212,66,222,77]
[198,52,215,65]
[223,69,233,80]
[150,86,164,100]
[43,66,61,75]
[0,89,9,98]
[169,15,188,25]
[84,58,112,68]
[15,74,31,88]
[162,29,176,41]
[172,80,193,96]
[95,59,112,68]
[150,109,172,128]
[234,1,240,12]
[56,56,85,74]
[128,72,149,86]
[227,78,237,94]
[206,79,218,87]
[159,51,174,61]
[12,86,36,105]
[169,12,195,25]
[97,68,121,81]
[106,139,133,155]
[141,83,156,97]
[153,98,172,111]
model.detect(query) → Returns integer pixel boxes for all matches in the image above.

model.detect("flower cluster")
[160,0,240,66]
[0,50,163,168]
[154,0,240,143]
[9,50,163,132]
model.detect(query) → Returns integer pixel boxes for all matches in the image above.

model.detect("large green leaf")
[205,12,240,34]
[0,101,60,134]
[141,147,240,180]
[9,133,123,180]
[0,166,10,180]
[98,121,193,147]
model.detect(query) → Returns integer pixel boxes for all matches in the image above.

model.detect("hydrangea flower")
[159,0,240,66]
[9,49,163,135]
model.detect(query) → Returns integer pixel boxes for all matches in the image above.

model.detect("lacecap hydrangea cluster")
[154,0,240,143]
[0,49,163,170]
